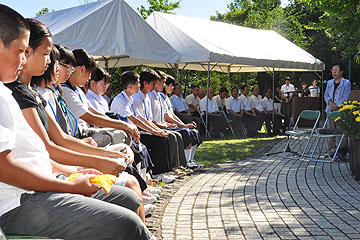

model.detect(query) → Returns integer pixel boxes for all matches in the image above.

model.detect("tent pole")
[206,61,210,139]
[176,63,180,83]
[228,65,231,90]
[321,71,324,124]
[272,67,275,125]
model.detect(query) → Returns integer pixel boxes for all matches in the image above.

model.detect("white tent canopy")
[147,12,325,73]
[36,0,179,68]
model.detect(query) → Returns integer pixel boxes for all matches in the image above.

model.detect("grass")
[195,135,276,167]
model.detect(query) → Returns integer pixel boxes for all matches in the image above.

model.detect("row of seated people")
[0,5,200,239]
[169,84,286,137]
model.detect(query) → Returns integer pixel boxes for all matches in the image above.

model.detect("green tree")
[36,8,51,16]
[301,0,360,63]
[138,0,181,19]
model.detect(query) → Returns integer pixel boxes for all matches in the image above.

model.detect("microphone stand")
[264,91,299,156]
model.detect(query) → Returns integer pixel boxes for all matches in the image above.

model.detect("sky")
[0,0,289,20]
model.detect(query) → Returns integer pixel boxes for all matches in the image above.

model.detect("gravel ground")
[145,137,281,239]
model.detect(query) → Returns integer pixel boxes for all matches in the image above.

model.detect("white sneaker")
[144,204,156,215]
[147,186,162,195]
[143,195,157,205]
[153,174,175,183]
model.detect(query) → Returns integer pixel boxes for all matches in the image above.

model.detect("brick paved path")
[161,138,360,239]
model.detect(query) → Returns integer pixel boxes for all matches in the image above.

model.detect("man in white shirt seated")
[170,84,201,129]
[213,87,228,109]
[281,76,295,126]
[185,84,201,117]
[239,84,257,137]
[199,87,227,137]
[250,86,272,135]
[263,88,285,135]
[225,87,246,137]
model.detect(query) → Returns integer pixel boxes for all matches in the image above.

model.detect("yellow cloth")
[66,173,117,194]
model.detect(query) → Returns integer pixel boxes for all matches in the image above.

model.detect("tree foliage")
[36,8,51,16]
[138,0,181,19]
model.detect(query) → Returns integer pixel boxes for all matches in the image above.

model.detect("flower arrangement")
[335,101,360,139]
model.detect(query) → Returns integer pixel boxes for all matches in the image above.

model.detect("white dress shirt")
[148,90,165,123]
[226,96,242,113]
[170,94,189,113]
[132,90,153,121]
[250,95,264,112]
[281,84,295,97]
[200,96,218,113]
[213,95,226,108]
[262,97,274,111]
[86,89,109,114]
[239,94,253,111]
[185,93,200,112]
[110,91,136,126]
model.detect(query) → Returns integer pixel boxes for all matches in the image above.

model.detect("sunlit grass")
[195,135,276,166]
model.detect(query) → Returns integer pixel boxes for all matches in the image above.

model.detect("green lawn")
[195,135,276,166]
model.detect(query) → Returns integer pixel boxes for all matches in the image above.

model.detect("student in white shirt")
[213,87,228,109]
[263,88,285,135]
[61,49,140,147]
[250,86,272,135]
[226,87,246,136]
[199,87,227,137]
[132,69,184,173]
[239,84,257,137]
[86,67,110,114]
[152,72,202,169]
[0,5,153,239]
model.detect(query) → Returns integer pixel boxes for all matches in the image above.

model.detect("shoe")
[190,160,204,171]
[153,174,175,183]
[174,169,186,177]
[178,166,193,174]
[147,186,162,195]
[143,190,159,199]
[143,195,157,205]
[144,204,156,215]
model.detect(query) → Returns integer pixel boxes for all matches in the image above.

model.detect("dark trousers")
[228,114,246,137]
[269,112,285,134]
[256,112,272,134]
[207,114,227,137]
[243,113,257,137]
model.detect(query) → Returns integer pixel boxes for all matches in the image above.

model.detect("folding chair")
[310,111,344,162]
[282,110,321,159]
[219,106,235,136]
[198,108,211,138]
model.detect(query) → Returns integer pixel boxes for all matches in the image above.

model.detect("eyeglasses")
[59,62,76,73]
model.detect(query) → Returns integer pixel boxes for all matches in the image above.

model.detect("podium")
[292,97,320,127]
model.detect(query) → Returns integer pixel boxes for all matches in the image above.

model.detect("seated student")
[199,87,227,137]
[61,48,140,147]
[250,86,272,135]
[262,88,286,135]
[185,84,201,117]
[213,87,228,109]
[132,69,185,175]
[170,83,201,129]
[86,66,111,114]
[150,72,202,169]
[162,75,202,168]
[225,87,246,136]
[6,18,148,223]
[239,84,257,137]
[0,5,153,239]
[103,83,114,106]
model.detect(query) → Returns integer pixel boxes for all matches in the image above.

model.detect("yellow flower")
[353,111,360,116]
[356,117,360,122]
[339,105,355,112]
[334,117,341,122]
